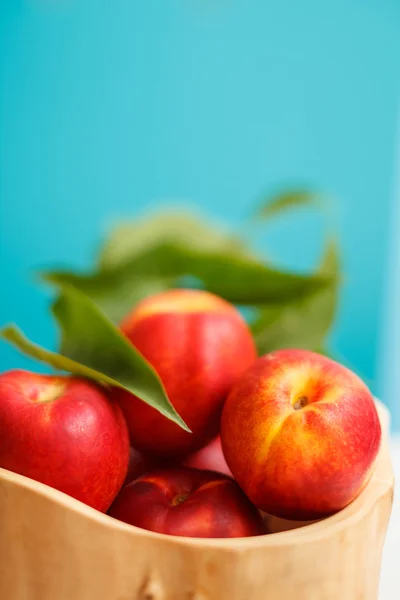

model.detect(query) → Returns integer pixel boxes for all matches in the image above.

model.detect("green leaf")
[252,189,324,222]
[99,210,248,270]
[42,210,253,324]
[42,241,332,323]
[251,240,340,355]
[0,287,189,431]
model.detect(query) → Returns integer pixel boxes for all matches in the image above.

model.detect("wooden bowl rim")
[0,399,393,551]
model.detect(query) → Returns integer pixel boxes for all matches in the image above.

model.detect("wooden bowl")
[0,401,394,600]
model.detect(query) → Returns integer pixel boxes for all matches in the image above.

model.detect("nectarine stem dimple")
[171,493,189,506]
[293,396,308,410]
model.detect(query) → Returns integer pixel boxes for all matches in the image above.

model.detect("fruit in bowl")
[221,349,382,520]
[114,289,257,458]
[0,293,384,540]
[0,370,130,512]
[109,467,264,538]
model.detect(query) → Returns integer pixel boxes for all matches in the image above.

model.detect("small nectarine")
[109,467,264,538]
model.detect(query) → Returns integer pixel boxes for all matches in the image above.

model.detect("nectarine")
[221,349,382,520]
[0,370,129,512]
[114,289,257,457]
[109,467,263,537]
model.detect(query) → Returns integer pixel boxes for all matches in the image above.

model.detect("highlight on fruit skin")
[113,288,257,458]
[221,349,382,521]
[108,467,264,538]
[0,369,130,512]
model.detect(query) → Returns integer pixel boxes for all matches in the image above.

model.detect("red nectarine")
[114,289,257,458]
[109,467,264,537]
[0,370,130,512]
[221,349,382,520]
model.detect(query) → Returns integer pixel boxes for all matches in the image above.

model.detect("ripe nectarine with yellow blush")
[221,349,381,520]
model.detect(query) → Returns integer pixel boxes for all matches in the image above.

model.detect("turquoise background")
[1,1,399,424]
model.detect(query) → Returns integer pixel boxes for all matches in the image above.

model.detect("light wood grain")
[0,401,394,600]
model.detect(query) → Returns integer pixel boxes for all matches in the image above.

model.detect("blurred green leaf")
[0,287,189,431]
[251,240,339,355]
[43,241,332,323]
[99,211,248,270]
[44,211,253,323]
[37,201,339,360]
[40,270,174,325]
[252,189,324,222]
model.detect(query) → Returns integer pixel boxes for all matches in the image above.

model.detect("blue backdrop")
[1,1,399,422]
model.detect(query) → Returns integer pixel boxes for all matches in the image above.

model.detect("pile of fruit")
[0,289,382,538]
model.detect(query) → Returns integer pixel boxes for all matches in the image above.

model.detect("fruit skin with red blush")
[221,349,382,521]
[114,289,257,458]
[108,467,264,538]
[0,370,130,512]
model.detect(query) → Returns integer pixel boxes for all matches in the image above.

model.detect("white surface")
[379,437,400,600]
